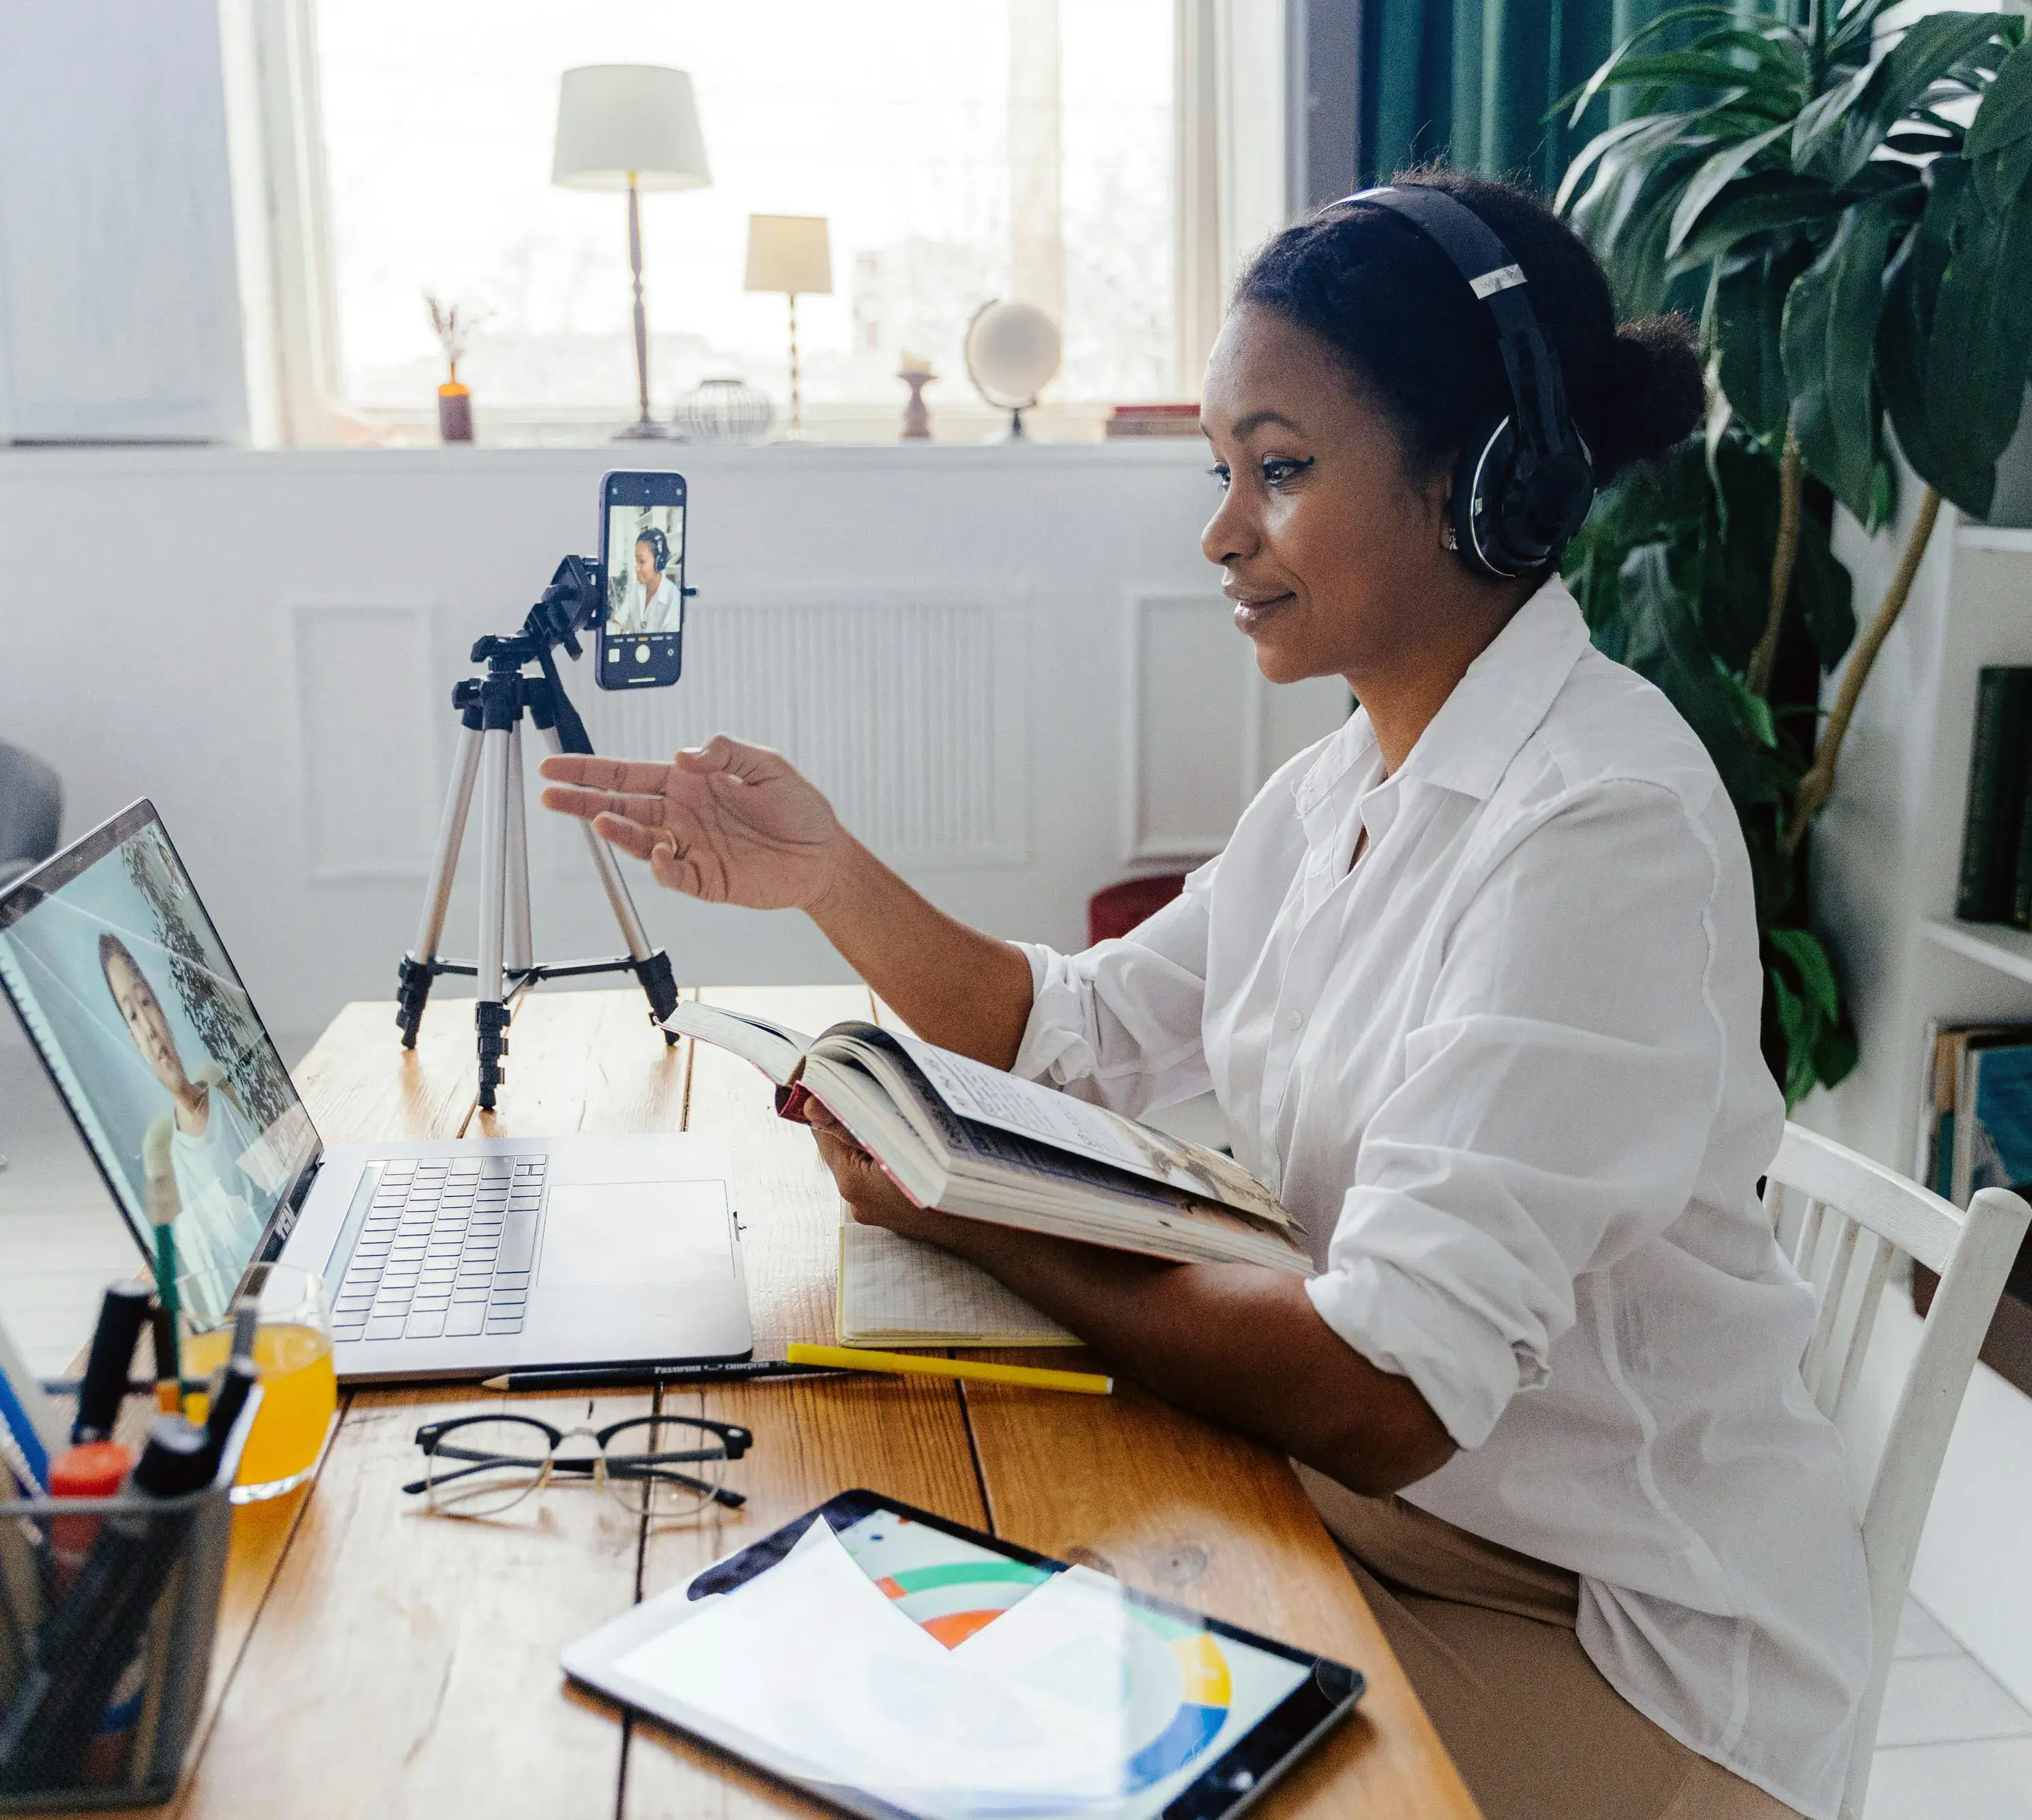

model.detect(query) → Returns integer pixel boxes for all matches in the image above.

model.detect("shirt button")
[1283,1010,1303,1032]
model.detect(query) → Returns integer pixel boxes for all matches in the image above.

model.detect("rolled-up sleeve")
[1010,859,1217,1118]
[1305,781,1730,1450]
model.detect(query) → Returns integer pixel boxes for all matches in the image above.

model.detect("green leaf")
[1769,925,1840,1021]
[1791,61,1878,171]
[1610,543,1780,808]
[1833,12,2012,182]
[1879,156,2032,517]
[1829,0,1906,61]
[1715,237,1815,439]
[1782,195,1900,519]
[1558,7,1749,124]
[1668,121,1797,257]
[1793,495,1855,669]
[1767,966,1817,1106]
[1669,172,1845,273]
[1969,38,2032,216]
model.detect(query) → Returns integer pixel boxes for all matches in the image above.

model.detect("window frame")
[229,0,1295,446]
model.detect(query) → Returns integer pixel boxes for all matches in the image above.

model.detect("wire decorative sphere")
[674,377,774,444]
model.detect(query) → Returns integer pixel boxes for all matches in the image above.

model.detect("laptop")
[0,800,753,1382]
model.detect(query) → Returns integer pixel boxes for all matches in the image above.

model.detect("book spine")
[1958,668,2019,921]
[2010,725,2032,929]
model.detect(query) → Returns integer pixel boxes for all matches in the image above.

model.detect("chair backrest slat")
[1801,1213,1861,1402]
[1793,1197,1827,1275]
[1759,1123,2029,1820]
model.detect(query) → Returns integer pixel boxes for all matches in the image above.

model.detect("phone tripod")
[395,556,678,1109]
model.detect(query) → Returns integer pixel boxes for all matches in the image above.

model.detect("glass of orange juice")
[184,1263,338,1503]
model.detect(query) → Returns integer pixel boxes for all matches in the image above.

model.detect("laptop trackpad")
[538,1181,734,1288]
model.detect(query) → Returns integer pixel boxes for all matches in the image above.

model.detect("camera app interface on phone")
[607,503,684,636]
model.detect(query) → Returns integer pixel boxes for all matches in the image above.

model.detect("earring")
[1444,523,1458,551]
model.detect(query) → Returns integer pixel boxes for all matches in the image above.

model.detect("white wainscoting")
[1121,588,1350,863]
[291,601,440,881]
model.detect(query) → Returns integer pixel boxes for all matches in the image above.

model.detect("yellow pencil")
[784,1342,1113,1396]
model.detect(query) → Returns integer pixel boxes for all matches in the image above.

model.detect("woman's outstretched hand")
[538,735,847,911]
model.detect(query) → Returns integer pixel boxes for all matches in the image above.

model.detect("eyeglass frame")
[402,1411,753,1512]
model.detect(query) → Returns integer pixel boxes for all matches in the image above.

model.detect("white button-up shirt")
[1013,579,1869,1819]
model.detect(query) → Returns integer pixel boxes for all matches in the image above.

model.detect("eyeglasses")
[403,1413,752,1519]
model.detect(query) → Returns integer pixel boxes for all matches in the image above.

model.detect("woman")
[541,172,1868,1820]
[619,527,680,633]
[100,931,267,1322]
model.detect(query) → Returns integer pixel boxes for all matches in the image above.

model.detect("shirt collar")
[1293,575,1591,819]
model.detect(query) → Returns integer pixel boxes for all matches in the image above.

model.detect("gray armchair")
[0,742,61,891]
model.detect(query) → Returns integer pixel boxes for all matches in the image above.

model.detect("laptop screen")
[0,802,321,1329]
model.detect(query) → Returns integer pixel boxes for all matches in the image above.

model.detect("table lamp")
[744,214,832,437]
[553,65,712,440]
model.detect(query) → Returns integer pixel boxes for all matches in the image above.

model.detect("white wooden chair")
[1761,1122,2029,1820]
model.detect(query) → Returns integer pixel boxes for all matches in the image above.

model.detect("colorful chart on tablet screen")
[832,1508,1300,1814]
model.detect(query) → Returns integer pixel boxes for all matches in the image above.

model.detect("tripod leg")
[398,718,484,1048]
[474,725,514,1110]
[535,725,680,1039]
[505,723,534,979]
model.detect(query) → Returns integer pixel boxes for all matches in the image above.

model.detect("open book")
[664,1004,1311,1347]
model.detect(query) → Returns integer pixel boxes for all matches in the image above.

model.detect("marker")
[783,1343,1113,1396]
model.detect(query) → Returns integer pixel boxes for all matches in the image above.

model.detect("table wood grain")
[128,985,1475,1819]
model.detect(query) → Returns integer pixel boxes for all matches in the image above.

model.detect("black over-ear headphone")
[1333,185,1596,579]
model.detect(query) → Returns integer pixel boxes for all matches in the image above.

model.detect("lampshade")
[552,66,710,191]
[744,215,833,296]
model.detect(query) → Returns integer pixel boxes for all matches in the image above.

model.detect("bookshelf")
[1805,504,2032,1711]
[1921,917,2032,990]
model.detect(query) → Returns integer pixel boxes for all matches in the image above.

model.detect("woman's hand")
[538,736,847,911]
[804,1103,950,1243]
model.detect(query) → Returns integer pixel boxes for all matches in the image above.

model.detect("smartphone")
[596,469,687,688]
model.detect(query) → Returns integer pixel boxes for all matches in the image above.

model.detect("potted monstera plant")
[1554,0,2032,1101]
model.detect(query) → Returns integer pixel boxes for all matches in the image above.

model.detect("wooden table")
[139,986,1476,1819]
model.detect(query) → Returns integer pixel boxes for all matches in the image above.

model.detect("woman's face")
[1200,303,1456,687]
[106,951,188,1095]
[635,540,661,590]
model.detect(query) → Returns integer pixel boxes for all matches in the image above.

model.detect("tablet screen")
[580,1501,1335,1819]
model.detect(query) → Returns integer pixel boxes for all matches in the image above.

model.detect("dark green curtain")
[1359,0,1660,193]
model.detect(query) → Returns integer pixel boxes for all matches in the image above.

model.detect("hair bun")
[1583,315,1704,479]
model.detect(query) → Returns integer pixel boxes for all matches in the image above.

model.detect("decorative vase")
[673,377,773,445]
[437,381,473,444]
[899,364,934,440]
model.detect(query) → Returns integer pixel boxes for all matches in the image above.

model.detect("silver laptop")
[0,800,753,1381]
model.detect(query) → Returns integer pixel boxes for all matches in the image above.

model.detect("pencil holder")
[0,1390,258,1810]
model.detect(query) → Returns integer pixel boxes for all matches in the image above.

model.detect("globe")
[963,301,1061,438]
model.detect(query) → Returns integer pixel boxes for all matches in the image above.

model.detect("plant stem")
[1748,426,1802,698]
[1786,486,1942,852]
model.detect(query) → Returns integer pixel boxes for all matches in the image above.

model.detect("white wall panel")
[291,603,439,881]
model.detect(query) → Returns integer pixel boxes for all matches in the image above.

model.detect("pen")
[480,1359,845,1393]
[783,1344,1114,1396]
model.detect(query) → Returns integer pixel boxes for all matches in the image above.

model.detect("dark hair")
[99,931,145,1002]
[636,528,669,573]
[1232,168,1703,489]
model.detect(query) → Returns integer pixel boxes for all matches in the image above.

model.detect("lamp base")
[613,416,676,442]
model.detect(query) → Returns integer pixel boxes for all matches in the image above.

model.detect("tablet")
[563,1490,1365,1820]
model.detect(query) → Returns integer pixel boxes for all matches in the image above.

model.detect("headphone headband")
[1328,184,1595,578]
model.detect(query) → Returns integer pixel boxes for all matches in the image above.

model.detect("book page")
[890,1035,1292,1229]
[839,1218,1076,1347]
[662,1002,811,1086]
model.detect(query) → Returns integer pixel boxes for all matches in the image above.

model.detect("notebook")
[837,1216,1076,1348]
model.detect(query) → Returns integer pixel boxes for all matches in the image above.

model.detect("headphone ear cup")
[1451,413,1518,580]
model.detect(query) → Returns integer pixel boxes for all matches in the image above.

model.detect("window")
[307,0,1180,437]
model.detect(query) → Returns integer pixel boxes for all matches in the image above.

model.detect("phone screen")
[598,472,686,687]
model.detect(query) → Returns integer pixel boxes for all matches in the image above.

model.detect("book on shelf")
[663,1002,1307,1347]
[1911,1017,2032,1397]
[1955,666,2032,923]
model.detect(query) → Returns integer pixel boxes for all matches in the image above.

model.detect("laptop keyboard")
[330,1155,547,1344]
